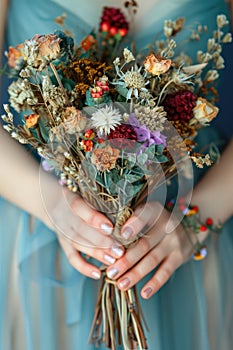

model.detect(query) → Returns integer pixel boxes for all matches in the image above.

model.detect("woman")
[0,0,232,349]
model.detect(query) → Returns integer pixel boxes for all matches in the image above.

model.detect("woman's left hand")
[106,201,209,299]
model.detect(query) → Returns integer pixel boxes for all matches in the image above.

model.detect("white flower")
[90,105,122,135]
[123,48,135,63]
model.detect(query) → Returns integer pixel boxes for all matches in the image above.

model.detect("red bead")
[179,204,186,211]
[101,22,110,32]
[119,28,128,36]
[192,205,199,212]
[206,218,213,226]
[178,198,185,204]
[200,225,207,232]
[109,27,118,36]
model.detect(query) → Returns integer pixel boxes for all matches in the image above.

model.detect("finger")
[72,239,125,265]
[70,194,113,235]
[106,229,164,280]
[121,201,164,240]
[116,246,166,291]
[140,252,182,299]
[58,236,102,279]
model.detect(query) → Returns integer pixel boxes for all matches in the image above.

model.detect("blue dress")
[0,1,233,349]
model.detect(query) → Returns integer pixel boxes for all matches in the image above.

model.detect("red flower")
[80,139,94,152]
[99,7,129,37]
[108,124,137,149]
[84,129,95,139]
[163,90,197,123]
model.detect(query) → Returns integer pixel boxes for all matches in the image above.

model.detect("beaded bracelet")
[166,198,222,260]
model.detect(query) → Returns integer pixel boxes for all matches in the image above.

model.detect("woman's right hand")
[47,188,125,280]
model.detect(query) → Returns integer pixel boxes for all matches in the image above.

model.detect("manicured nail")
[107,267,119,279]
[91,271,101,280]
[104,254,116,264]
[101,223,113,235]
[118,277,130,289]
[111,245,124,257]
[122,226,134,239]
[142,287,153,299]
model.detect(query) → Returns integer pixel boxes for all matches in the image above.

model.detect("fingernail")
[142,287,153,299]
[104,254,116,264]
[122,226,134,239]
[107,267,119,279]
[111,245,124,257]
[91,271,101,280]
[101,223,113,235]
[118,277,130,289]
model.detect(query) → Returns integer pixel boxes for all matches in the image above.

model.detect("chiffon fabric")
[0,1,232,349]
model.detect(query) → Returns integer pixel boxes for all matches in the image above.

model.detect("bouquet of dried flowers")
[1,3,232,349]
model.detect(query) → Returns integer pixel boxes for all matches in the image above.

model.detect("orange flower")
[91,145,120,171]
[25,114,40,128]
[80,35,97,51]
[80,139,94,152]
[84,129,95,139]
[144,54,171,76]
[7,44,24,68]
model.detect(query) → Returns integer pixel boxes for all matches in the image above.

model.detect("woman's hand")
[105,201,209,299]
[48,189,125,280]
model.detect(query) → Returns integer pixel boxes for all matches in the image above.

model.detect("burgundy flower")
[108,124,137,149]
[163,90,197,123]
[99,7,129,36]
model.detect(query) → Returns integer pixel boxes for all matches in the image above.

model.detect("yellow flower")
[91,145,120,172]
[191,98,219,126]
[25,114,40,128]
[144,54,171,76]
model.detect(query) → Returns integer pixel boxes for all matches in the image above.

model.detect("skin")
[0,0,232,287]
[106,138,233,298]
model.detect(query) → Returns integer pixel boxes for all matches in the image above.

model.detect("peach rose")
[144,54,171,76]
[91,145,120,172]
[191,98,219,126]
[33,34,61,61]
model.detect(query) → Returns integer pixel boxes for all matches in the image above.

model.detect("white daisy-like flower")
[90,105,122,135]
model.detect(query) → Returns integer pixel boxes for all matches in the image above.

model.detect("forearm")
[0,125,60,229]
[225,0,233,30]
[190,138,233,224]
[0,0,9,66]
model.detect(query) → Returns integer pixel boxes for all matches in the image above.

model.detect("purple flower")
[42,159,54,172]
[151,131,167,146]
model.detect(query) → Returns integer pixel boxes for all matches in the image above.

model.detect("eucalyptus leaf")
[81,160,97,178]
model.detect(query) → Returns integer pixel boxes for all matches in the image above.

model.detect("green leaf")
[81,160,97,178]
[136,153,148,166]
[115,85,129,98]
[154,155,168,163]
[156,144,165,155]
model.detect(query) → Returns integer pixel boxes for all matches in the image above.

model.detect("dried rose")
[34,34,61,61]
[7,44,24,68]
[191,97,219,126]
[25,113,40,128]
[61,107,87,134]
[91,145,120,172]
[24,34,61,69]
[144,54,171,76]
